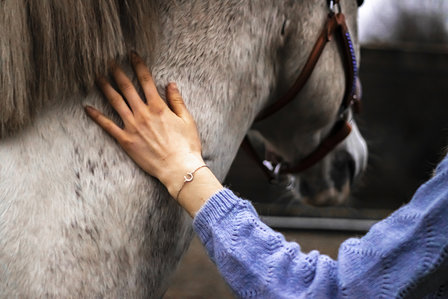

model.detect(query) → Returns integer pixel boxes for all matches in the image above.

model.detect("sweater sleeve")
[193,154,448,298]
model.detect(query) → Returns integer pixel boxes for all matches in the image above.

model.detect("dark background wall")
[352,46,448,209]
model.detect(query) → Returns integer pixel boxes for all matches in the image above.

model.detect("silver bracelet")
[175,164,208,201]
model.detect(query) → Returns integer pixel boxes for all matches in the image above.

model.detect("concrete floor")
[164,229,359,298]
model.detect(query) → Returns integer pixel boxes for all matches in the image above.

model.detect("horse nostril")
[331,151,356,192]
[299,179,312,198]
[346,156,356,185]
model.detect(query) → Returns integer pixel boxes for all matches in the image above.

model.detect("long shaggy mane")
[0,0,157,137]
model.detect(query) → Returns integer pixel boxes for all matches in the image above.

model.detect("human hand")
[84,52,205,198]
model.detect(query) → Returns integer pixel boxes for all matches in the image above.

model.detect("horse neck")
[147,0,359,179]
[146,0,295,178]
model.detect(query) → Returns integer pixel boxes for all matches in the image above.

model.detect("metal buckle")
[262,160,283,183]
[263,160,296,189]
[329,0,342,14]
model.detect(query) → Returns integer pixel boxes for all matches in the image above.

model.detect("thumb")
[166,82,188,118]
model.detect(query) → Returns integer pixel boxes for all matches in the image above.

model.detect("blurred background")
[165,1,448,297]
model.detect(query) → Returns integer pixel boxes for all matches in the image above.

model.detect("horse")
[0,0,367,297]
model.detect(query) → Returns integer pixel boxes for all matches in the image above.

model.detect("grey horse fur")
[0,0,364,297]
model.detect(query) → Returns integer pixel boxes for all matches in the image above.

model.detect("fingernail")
[108,60,117,71]
[95,77,105,86]
[169,82,178,91]
[130,50,139,62]
[84,105,94,113]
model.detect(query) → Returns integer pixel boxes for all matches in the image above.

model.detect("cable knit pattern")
[193,154,448,298]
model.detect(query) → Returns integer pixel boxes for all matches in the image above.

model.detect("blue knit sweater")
[193,154,448,298]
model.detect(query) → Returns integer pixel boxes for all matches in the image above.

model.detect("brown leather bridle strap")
[280,120,352,173]
[241,120,352,181]
[256,11,358,121]
[242,4,362,181]
[256,13,339,121]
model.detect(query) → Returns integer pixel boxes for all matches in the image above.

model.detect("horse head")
[251,0,368,206]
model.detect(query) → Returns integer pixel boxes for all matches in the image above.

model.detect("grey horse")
[0,0,366,297]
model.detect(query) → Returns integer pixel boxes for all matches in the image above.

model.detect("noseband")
[242,0,362,182]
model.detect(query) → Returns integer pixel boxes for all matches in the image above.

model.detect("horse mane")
[0,0,157,137]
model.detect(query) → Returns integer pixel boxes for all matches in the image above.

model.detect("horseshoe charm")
[176,165,209,200]
[184,172,194,182]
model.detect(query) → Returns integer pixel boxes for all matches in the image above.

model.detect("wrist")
[158,153,206,197]
[175,167,224,217]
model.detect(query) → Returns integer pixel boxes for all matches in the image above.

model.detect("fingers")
[84,105,125,140]
[110,63,147,112]
[166,83,189,118]
[130,52,167,110]
[96,77,134,125]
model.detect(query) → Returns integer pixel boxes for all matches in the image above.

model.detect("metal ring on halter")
[262,160,285,183]
[328,0,342,13]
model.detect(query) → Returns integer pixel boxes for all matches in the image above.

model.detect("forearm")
[193,188,339,298]
[193,155,448,298]
[337,154,448,297]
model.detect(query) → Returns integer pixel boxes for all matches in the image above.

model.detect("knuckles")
[139,72,153,84]
[134,115,151,128]
[110,95,123,105]
[119,136,135,148]
[118,82,134,92]
[149,105,165,116]
[102,120,115,131]
[170,96,184,105]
